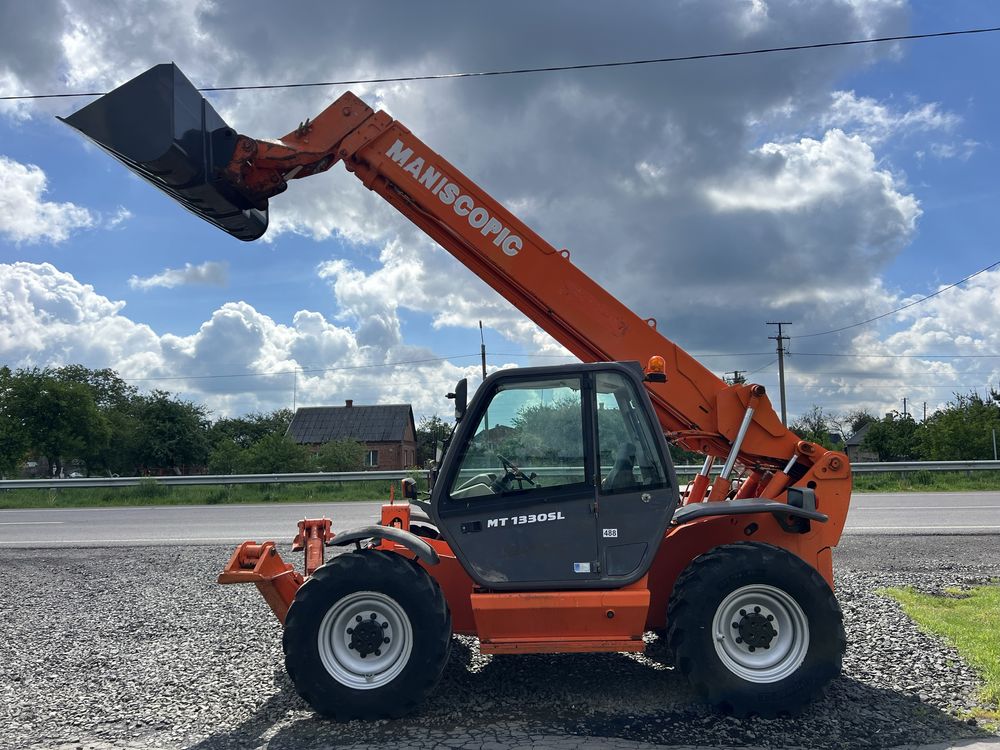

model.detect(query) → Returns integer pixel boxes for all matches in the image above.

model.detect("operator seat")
[602,442,636,491]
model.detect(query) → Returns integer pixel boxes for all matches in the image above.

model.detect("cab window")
[595,371,668,494]
[449,377,586,500]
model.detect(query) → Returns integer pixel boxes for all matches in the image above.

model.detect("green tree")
[918,390,1000,460]
[210,409,293,449]
[208,438,244,475]
[97,401,142,476]
[846,408,877,436]
[863,411,922,461]
[54,365,137,409]
[316,439,365,472]
[0,367,29,477]
[791,405,840,450]
[47,365,140,476]
[415,415,452,465]
[4,368,108,476]
[133,390,210,472]
[241,433,312,474]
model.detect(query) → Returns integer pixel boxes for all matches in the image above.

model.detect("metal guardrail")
[673,460,1000,474]
[3,460,999,491]
[0,470,409,490]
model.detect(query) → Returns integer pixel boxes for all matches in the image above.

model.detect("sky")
[1,0,998,428]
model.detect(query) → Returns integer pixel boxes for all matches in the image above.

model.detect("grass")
[852,469,1000,493]
[0,479,405,510]
[884,584,1000,716]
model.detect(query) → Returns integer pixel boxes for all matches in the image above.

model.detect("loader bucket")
[59,63,268,241]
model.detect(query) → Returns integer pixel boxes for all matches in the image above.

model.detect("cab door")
[433,372,601,589]
[593,370,679,582]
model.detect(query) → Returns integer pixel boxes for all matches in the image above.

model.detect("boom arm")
[227,93,817,475]
[61,64,849,506]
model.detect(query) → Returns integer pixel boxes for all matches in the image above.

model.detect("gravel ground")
[1,535,998,750]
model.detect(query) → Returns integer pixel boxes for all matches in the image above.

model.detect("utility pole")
[902,397,907,418]
[480,321,490,445]
[923,401,927,422]
[767,322,792,426]
[725,370,746,385]
[479,321,488,382]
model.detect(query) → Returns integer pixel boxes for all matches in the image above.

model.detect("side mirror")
[447,378,468,422]
[435,440,444,464]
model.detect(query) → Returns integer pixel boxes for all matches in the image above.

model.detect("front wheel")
[666,542,845,717]
[283,550,451,720]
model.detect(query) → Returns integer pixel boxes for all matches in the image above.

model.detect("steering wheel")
[495,453,537,490]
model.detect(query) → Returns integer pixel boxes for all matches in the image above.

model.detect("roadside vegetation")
[0,479,414,510]
[851,470,1000,492]
[884,584,1000,719]
[0,366,451,481]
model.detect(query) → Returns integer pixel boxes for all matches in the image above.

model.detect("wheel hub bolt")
[735,609,778,649]
[347,616,386,658]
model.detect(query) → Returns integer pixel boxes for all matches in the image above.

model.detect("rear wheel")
[283,550,451,720]
[666,542,844,717]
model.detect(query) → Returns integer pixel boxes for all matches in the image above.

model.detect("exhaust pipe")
[59,63,268,241]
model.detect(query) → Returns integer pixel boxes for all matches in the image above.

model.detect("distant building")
[287,400,417,470]
[845,422,878,463]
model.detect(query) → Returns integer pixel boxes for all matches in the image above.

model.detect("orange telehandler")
[63,64,852,720]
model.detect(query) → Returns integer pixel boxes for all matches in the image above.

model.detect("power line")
[497,349,1000,361]
[491,351,776,359]
[777,382,998,390]
[120,353,481,383]
[4,26,999,101]
[792,352,1000,359]
[794,260,1000,339]
[111,348,1000,384]
[747,358,779,377]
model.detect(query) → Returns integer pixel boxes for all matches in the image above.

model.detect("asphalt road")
[1,491,998,547]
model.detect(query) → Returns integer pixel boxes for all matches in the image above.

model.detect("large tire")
[283,549,452,720]
[666,542,845,717]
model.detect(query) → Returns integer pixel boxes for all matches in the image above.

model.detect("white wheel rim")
[317,590,413,690]
[711,584,809,684]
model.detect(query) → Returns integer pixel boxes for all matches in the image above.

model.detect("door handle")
[461,520,482,533]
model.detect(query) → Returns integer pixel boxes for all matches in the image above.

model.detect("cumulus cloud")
[703,129,921,283]
[128,261,230,291]
[5,0,993,422]
[104,206,132,229]
[5,260,997,422]
[0,156,94,243]
[0,262,160,371]
[820,90,960,144]
[317,238,570,357]
[778,268,1000,418]
[0,262,480,417]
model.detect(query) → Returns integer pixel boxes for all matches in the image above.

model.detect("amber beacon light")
[644,355,667,382]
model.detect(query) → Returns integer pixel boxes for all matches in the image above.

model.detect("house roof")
[845,421,872,447]
[287,404,415,444]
